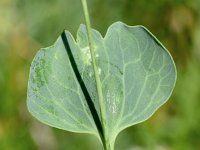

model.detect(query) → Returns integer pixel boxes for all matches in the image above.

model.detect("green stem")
[80,0,113,150]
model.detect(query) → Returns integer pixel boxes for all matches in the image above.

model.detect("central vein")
[81,0,108,148]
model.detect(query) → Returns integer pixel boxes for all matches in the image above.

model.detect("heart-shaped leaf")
[27,22,176,149]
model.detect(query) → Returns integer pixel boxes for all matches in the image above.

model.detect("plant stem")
[80,0,112,150]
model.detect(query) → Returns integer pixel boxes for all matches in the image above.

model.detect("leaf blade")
[27,21,176,148]
[27,35,98,135]
[101,22,176,140]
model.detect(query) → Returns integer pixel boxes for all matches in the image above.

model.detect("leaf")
[27,21,176,149]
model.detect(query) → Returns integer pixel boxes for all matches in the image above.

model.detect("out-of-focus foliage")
[0,0,200,149]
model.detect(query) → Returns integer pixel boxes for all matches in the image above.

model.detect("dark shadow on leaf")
[61,32,104,141]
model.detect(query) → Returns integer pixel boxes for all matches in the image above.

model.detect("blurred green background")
[0,0,200,149]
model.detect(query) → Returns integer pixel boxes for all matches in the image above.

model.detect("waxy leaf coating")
[27,22,176,147]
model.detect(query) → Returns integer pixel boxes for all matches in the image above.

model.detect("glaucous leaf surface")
[27,21,176,146]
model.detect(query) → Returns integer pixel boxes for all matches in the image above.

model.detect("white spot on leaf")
[98,68,101,75]
[81,46,92,65]
[106,91,117,114]
[89,72,92,77]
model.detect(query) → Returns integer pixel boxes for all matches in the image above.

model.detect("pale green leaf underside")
[27,22,176,143]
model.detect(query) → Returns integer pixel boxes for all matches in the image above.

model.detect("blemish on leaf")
[98,68,101,75]
[106,90,117,114]
[81,46,92,65]
[89,72,93,77]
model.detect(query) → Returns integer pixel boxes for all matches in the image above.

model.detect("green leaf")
[27,21,176,149]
